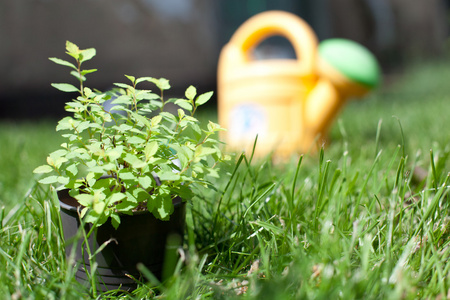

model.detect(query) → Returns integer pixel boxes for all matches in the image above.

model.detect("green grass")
[0,121,63,209]
[1,58,450,299]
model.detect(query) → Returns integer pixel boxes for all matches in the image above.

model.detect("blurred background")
[1,0,449,119]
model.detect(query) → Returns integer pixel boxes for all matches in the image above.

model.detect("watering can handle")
[228,10,318,73]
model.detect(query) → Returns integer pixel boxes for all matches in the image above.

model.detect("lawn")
[1,57,450,299]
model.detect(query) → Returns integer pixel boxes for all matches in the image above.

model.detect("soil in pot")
[58,189,186,291]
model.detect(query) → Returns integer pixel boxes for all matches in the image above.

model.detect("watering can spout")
[302,38,381,150]
[317,38,381,99]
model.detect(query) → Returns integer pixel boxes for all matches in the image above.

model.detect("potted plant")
[34,41,227,291]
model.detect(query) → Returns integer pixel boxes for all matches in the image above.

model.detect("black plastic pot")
[58,189,186,291]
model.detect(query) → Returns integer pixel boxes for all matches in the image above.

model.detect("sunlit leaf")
[79,48,96,63]
[185,85,196,100]
[175,99,193,111]
[124,153,147,169]
[38,176,59,185]
[139,175,153,189]
[80,69,98,76]
[33,165,53,174]
[195,91,213,106]
[51,83,79,93]
[75,194,95,207]
[125,75,136,83]
[107,193,126,206]
[49,57,77,70]
[157,171,181,181]
[145,141,158,161]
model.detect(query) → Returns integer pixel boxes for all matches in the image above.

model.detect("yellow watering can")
[218,10,380,158]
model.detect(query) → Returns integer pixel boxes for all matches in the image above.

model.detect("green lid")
[319,38,381,88]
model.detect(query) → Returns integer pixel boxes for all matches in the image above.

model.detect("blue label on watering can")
[229,104,268,141]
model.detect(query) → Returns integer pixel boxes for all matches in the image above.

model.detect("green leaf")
[103,163,117,172]
[185,85,197,100]
[170,144,193,169]
[51,83,79,93]
[177,185,194,199]
[119,169,135,181]
[44,156,64,170]
[116,200,136,213]
[151,115,162,127]
[195,91,213,106]
[65,101,85,113]
[74,194,95,207]
[195,145,218,158]
[80,207,89,219]
[132,188,149,203]
[110,213,121,229]
[127,136,146,145]
[160,112,178,123]
[124,153,147,169]
[80,69,98,76]
[207,121,226,133]
[93,201,106,214]
[57,176,70,185]
[148,78,171,90]
[83,211,108,227]
[136,91,159,100]
[145,141,158,160]
[154,194,173,220]
[178,108,185,120]
[175,99,193,111]
[130,111,151,129]
[113,82,134,90]
[139,176,153,189]
[111,95,132,105]
[76,121,91,133]
[206,168,220,178]
[70,70,86,82]
[38,176,59,185]
[159,78,171,90]
[107,193,127,205]
[79,48,96,63]
[86,165,104,175]
[65,163,78,177]
[106,147,123,161]
[33,165,53,174]
[56,116,75,131]
[157,171,181,181]
[86,172,97,187]
[65,41,79,55]
[83,87,93,97]
[125,75,136,83]
[136,76,156,85]
[48,57,77,70]
[147,197,155,213]
[189,122,202,140]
